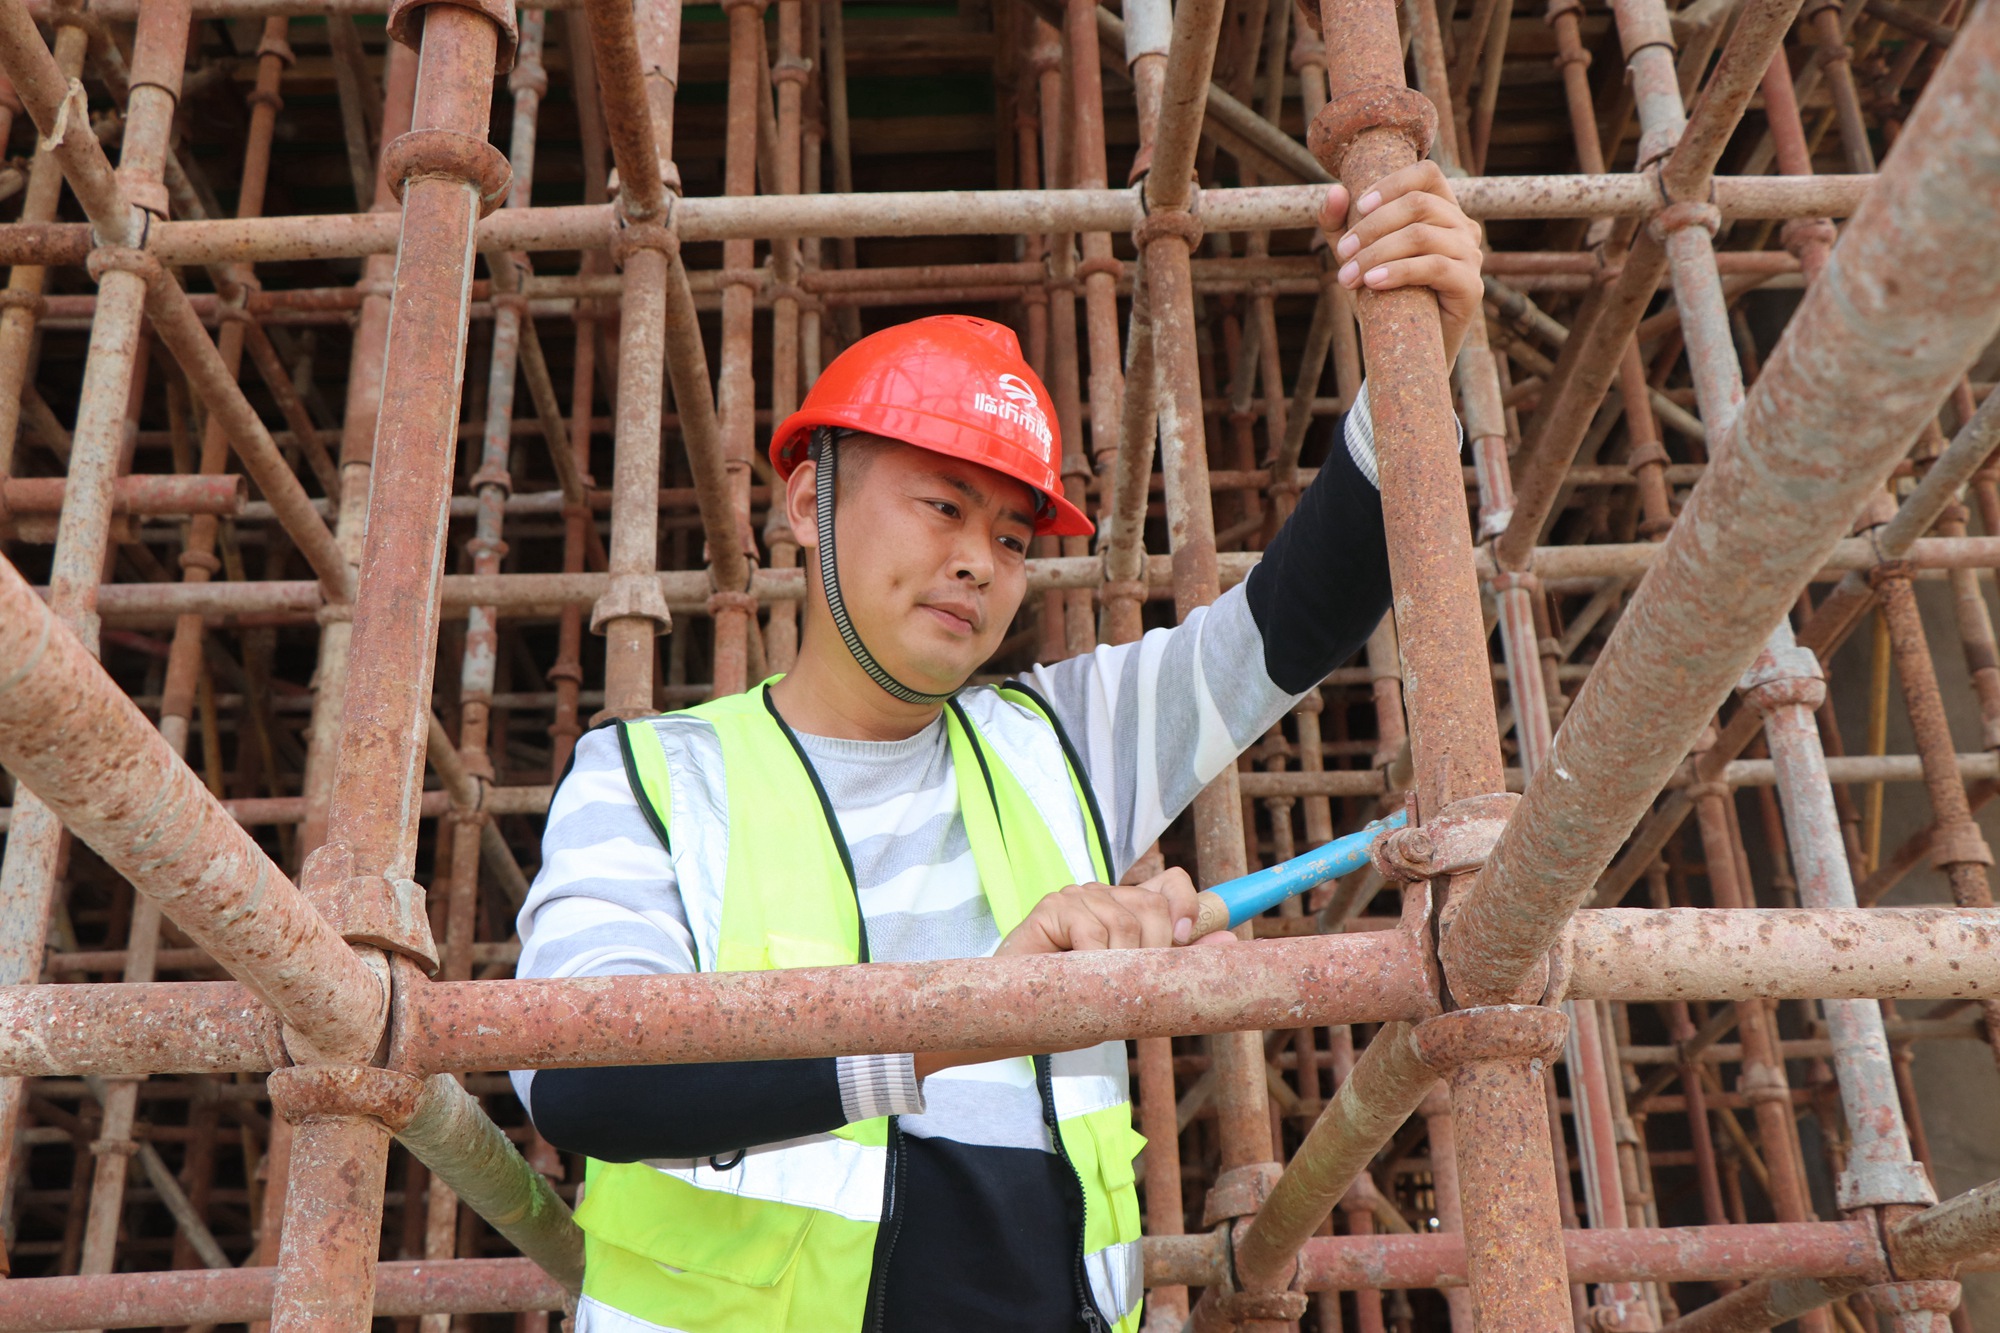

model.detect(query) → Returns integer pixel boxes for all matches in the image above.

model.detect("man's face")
[788,435,1037,695]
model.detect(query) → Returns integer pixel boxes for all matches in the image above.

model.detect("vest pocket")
[577,1162,816,1287]
[1080,1112,1149,1247]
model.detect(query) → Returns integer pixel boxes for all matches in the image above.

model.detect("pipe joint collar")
[610,197,681,266]
[267,1063,428,1132]
[1411,1003,1570,1071]
[591,573,674,636]
[299,840,442,974]
[85,242,161,289]
[1132,193,1203,252]
[1839,1160,1939,1212]
[387,0,518,72]
[1202,1162,1283,1227]
[1308,85,1437,181]
[382,129,513,217]
[1739,643,1826,715]
[1929,821,1994,869]
[1867,1281,1962,1317]
[1371,791,1519,884]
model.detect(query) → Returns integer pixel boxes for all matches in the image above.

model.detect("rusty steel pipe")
[1310,2,1562,1321]
[321,4,501,884]
[1563,999,1640,1288]
[1408,1007,1576,1330]
[58,8,203,1281]
[0,928,1424,1072]
[595,247,670,718]
[0,174,1880,268]
[1175,1209,1898,1295]
[268,1091,399,1332]
[0,0,137,246]
[1312,0,1505,821]
[1127,0,1281,1237]
[0,24,80,484]
[1442,2,2000,1003]
[0,472,246,518]
[5,905,1999,1072]
[1499,0,1803,578]
[1661,0,1808,199]
[454,9,547,841]
[140,268,353,602]
[0,979,285,1077]
[276,8,507,1327]
[393,1072,585,1292]
[1590,378,2000,911]
[0,929,1402,1077]
[1745,634,1937,1215]
[0,1259,567,1331]
[1564,908,2000,1003]
[0,1216,1910,1330]
[1101,255,1154,644]
[1654,1274,1874,1333]
[581,0,669,220]
[1232,1022,1437,1291]
[0,553,388,1061]
[300,35,416,874]
[398,928,1432,1074]
[1891,1177,2000,1278]
[710,0,764,699]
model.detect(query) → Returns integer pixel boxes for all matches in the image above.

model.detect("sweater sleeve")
[512,726,923,1163]
[1243,391,1394,693]
[1024,391,1394,875]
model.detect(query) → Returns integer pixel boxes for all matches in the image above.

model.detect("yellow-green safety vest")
[571,680,1147,1333]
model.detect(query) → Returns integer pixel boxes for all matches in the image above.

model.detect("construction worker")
[513,163,1485,1333]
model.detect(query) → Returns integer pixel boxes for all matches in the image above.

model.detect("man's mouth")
[921,602,980,634]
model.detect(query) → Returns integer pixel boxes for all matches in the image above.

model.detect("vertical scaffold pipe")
[275,6,507,1329]
[1137,10,1284,1320]
[1307,0,1574,1327]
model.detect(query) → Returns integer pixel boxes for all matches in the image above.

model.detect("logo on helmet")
[997,373,1039,406]
[972,373,1054,455]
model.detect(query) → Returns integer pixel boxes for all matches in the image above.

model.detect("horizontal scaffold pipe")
[1563,908,2000,1003]
[57,533,2000,628]
[2,931,1437,1078]
[0,1219,1928,1329]
[4,909,1999,1080]
[7,744,1995,833]
[0,1259,567,1332]
[0,177,1876,268]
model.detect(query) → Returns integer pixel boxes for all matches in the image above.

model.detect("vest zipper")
[862,1117,906,1332]
[1037,1055,1110,1332]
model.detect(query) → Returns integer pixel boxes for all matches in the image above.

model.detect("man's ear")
[785,459,819,548]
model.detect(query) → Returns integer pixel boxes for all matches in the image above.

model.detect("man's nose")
[952,528,995,586]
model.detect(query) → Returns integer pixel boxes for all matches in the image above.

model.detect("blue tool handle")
[1194,809,1408,934]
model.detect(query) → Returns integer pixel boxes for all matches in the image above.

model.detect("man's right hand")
[994,866,1236,955]
[911,869,1235,1080]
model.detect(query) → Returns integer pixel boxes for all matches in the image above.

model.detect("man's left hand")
[1321,160,1486,364]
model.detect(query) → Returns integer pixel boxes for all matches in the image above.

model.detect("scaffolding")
[0,0,1996,1327]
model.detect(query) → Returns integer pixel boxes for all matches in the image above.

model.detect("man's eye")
[930,500,960,519]
[1000,536,1027,555]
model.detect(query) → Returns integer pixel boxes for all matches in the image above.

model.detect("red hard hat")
[770,315,1095,537]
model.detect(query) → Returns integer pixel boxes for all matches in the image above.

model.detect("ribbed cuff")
[1344,382,1380,490]
[1341,379,1463,490]
[836,1054,926,1122]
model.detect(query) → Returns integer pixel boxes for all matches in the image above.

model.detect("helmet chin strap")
[812,429,958,706]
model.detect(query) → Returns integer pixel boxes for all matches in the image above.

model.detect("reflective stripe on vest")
[575,682,1145,1332]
